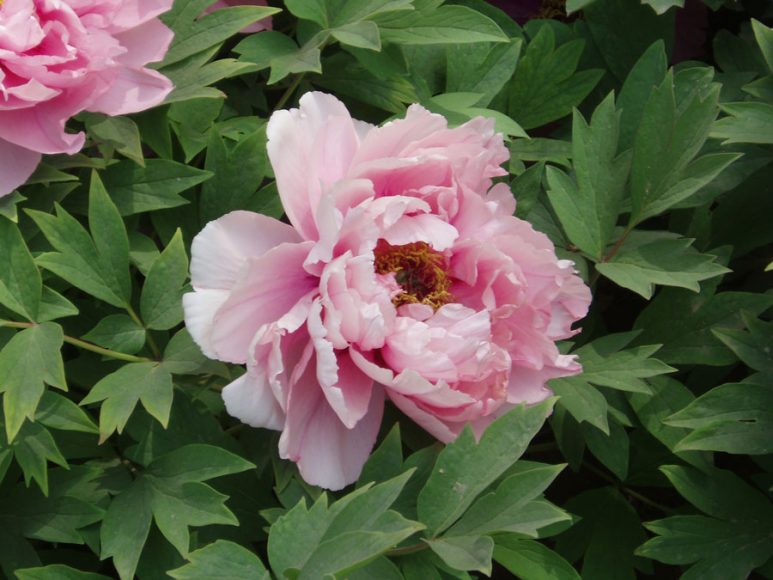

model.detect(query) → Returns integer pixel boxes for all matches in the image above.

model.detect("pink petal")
[182,288,230,360]
[0,139,40,198]
[88,66,173,116]
[190,210,301,291]
[308,300,374,428]
[111,0,175,30]
[222,368,285,431]
[210,242,316,363]
[113,19,174,67]
[267,92,365,240]
[0,107,85,155]
[279,344,384,490]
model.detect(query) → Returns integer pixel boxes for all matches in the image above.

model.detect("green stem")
[589,225,634,286]
[0,319,152,364]
[583,461,674,514]
[275,73,305,111]
[387,542,428,557]
[126,305,160,358]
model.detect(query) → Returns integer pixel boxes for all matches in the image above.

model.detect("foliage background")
[0,0,772,577]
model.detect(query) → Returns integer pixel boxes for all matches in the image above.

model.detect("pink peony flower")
[201,0,273,34]
[184,92,591,490]
[0,0,175,198]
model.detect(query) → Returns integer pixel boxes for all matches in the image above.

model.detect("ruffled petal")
[0,139,41,198]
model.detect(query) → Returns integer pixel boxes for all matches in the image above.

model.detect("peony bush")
[0,0,771,578]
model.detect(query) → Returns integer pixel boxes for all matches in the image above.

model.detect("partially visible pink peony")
[0,0,175,198]
[184,92,591,490]
[201,0,273,34]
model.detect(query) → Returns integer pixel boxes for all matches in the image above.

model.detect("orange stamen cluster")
[374,239,454,310]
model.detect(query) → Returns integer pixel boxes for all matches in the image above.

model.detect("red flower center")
[374,239,454,310]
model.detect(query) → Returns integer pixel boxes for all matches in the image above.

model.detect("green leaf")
[618,41,668,151]
[583,0,674,83]
[37,287,79,322]
[596,235,729,299]
[377,5,508,45]
[267,37,324,84]
[101,444,253,579]
[163,48,258,103]
[162,329,225,376]
[100,160,212,216]
[712,315,773,372]
[82,114,144,166]
[234,30,298,70]
[315,53,418,113]
[332,21,381,50]
[3,421,68,495]
[99,477,152,580]
[140,229,188,331]
[628,377,711,469]
[446,39,522,108]
[571,334,675,393]
[642,0,683,15]
[711,102,773,144]
[268,471,422,579]
[88,171,132,304]
[638,515,773,579]
[34,391,98,435]
[83,314,146,355]
[200,128,267,223]
[634,288,773,365]
[507,26,604,130]
[27,206,127,308]
[629,71,721,224]
[494,537,580,580]
[81,362,174,441]
[15,564,111,580]
[286,0,411,27]
[160,3,280,67]
[0,217,41,321]
[637,466,773,578]
[751,19,773,73]
[0,323,65,441]
[582,419,629,480]
[546,94,630,260]
[417,399,554,536]
[168,540,270,579]
[427,535,494,575]
[550,376,609,433]
[665,378,773,455]
[555,487,645,580]
[448,462,568,537]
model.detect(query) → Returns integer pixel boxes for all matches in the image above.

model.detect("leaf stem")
[0,319,152,363]
[387,542,428,557]
[126,305,160,358]
[583,461,674,514]
[589,226,634,286]
[275,73,305,111]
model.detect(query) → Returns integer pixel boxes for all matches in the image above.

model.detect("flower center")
[374,239,454,310]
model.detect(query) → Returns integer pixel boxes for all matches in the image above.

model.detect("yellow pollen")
[374,240,454,310]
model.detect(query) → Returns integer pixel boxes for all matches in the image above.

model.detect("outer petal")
[189,210,301,291]
[267,92,365,240]
[279,344,385,490]
[210,241,316,363]
[182,288,230,359]
[111,0,176,30]
[222,368,285,431]
[87,66,173,116]
[113,19,174,67]
[0,139,41,198]
[0,107,85,155]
